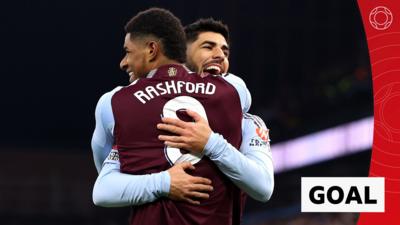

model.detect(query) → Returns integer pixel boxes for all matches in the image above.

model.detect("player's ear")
[147,41,159,62]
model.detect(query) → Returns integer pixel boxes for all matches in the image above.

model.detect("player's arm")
[93,150,213,207]
[205,114,274,202]
[91,90,117,173]
[158,111,274,202]
[92,149,170,207]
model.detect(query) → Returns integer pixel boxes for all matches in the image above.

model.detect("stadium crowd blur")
[1,0,371,224]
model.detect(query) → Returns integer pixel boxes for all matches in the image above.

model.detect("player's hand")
[157,109,212,153]
[167,162,213,205]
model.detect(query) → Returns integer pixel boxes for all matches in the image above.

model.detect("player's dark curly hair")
[124,8,186,63]
[185,18,230,45]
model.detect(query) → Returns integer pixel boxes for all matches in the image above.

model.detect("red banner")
[357,1,400,224]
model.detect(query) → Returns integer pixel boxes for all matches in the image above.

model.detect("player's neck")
[155,55,181,68]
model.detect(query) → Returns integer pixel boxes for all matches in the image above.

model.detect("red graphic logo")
[369,6,393,30]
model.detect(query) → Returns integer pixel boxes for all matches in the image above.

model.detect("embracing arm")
[92,150,213,207]
[158,111,274,202]
[92,150,170,207]
[204,114,274,202]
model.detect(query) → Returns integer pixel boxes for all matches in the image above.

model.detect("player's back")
[111,64,243,225]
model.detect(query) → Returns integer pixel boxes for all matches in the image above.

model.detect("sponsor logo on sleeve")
[256,127,270,142]
[105,149,120,163]
[249,137,268,147]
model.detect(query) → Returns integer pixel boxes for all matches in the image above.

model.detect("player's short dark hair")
[124,7,186,63]
[185,18,230,45]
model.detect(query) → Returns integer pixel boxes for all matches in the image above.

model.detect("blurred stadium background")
[1,0,372,224]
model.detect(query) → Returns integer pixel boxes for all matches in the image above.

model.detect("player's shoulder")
[221,73,252,112]
[96,86,124,106]
[222,73,247,87]
[243,113,268,130]
[102,86,123,98]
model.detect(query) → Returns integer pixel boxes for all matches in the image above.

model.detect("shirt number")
[162,96,208,165]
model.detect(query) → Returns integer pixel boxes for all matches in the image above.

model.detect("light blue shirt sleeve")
[203,113,274,202]
[91,90,116,173]
[92,150,170,207]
